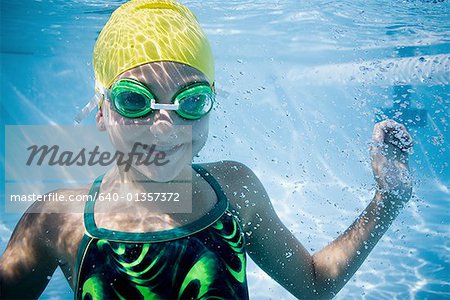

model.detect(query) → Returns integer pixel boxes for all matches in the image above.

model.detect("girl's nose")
[149,110,176,139]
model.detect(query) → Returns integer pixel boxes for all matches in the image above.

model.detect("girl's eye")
[179,95,207,113]
[117,92,148,112]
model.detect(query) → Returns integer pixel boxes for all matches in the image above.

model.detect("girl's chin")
[148,169,181,182]
[132,156,191,182]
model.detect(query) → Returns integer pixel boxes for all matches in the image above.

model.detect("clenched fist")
[370,119,414,206]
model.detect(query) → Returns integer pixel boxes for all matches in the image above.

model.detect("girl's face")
[97,62,211,182]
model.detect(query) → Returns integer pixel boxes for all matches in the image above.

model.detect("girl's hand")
[370,119,414,206]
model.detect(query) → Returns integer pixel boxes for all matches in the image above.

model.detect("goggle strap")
[74,92,104,125]
[96,86,109,109]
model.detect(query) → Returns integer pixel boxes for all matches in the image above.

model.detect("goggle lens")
[176,85,213,120]
[110,79,154,118]
[115,92,151,115]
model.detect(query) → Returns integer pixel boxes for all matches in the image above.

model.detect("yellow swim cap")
[93,0,214,89]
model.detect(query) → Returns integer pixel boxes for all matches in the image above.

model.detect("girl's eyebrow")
[133,77,211,90]
[161,80,213,104]
[177,80,211,90]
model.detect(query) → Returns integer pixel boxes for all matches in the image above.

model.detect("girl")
[0,1,414,299]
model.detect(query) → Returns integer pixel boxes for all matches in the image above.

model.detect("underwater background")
[1,0,449,299]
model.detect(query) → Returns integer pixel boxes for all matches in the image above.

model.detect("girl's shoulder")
[195,160,269,224]
[23,186,91,214]
[195,160,260,193]
[9,187,88,267]
[195,160,255,178]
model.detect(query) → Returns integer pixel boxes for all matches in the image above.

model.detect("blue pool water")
[1,0,449,299]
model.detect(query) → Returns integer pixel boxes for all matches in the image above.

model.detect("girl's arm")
[0,203,59,299]
[219,120,413,299]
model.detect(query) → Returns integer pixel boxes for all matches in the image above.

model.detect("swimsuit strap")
[83,164,228,243]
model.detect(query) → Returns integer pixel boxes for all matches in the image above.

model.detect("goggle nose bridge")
[150,99,180,111]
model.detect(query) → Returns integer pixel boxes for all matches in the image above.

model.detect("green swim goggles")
[102,78,215,120]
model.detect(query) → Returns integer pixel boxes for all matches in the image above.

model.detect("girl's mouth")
[155,143,184,156]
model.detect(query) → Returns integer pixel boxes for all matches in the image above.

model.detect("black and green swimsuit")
[75,165,249,300]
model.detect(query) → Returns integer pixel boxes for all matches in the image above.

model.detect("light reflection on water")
[1,0,449,299]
